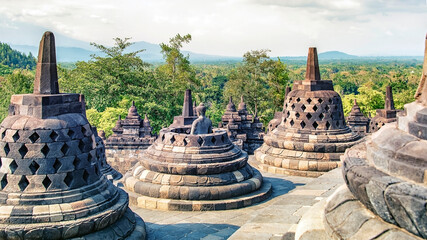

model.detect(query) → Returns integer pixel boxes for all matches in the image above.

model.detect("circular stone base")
[256,161,326,177]
[125,181,272,211]
[323,185,422,240]
[71,208,147,240]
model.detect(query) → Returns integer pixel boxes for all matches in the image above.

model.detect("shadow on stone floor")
[145,222,239,240]
[263,176,305,198]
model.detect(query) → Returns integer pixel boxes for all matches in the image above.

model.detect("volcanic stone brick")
[326,34,427,239]
[255,47,362,176]
[0,32,145,239]
[346,99,370,136]
[368,85,400,133]
[124,98,271,211]
[105,101,156,174]
[218,96,265,154]
[268,86,292,132]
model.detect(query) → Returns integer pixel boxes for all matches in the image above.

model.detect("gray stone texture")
[346,99,370,136]
[0,31,144,239]
[255,47,362,176]
[218,96,265,154]
[369,85,400,133]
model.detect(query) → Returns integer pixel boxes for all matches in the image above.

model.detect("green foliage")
[0,69,34,120]
[224,49,289,127]
[0,42,36,70]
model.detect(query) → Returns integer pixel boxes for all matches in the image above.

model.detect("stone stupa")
[218,96,265,154]
[369,85,398,132]
[105,101,156,174]
[169,89,198,128]
[268,86,292,132]
[123,101,271,211]
[0,32,145,239]
[346,99,370,136]
[321,34,427,240]
[255,47,362,177]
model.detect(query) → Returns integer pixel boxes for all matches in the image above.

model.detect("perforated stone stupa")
[369,85,398,132]
[346,99,370,136]
[0,32,145,239]
[268,86,292,132]
[105,101,156,174]
[255,47,362,177]
[218,96,265,154]
[124,102,271,211]
[322,34,427,240]
[93,126,122,181]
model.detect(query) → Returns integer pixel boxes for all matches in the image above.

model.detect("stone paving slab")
[131,155,344,239]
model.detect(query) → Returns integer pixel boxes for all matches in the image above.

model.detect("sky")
[0,0,426,57]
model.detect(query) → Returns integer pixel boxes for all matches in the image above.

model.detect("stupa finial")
[385,85,395,110]
[182,89,194,117]
[33,31,59,94]
[305,47,321,81]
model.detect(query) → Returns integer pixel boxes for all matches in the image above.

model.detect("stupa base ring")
[126,181,272,211]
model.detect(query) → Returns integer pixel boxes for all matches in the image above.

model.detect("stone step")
[408,121,427,140]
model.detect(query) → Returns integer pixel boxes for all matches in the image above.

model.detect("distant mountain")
[11,41,240,63]
[280,51,358,61]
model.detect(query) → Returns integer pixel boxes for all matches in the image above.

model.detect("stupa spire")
[182,89,194,117]
[33,31,59,94]
[415,33,427,105]
[385,85,395,110]
[305,47,321,81]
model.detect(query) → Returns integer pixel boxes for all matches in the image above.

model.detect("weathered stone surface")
[190,103,212,135]
[255,47,362,176]
[0,31,144,239]
[105,102,156,174]
[346,99,370,136]
[124,99,271,210]
[218,96,265,154]
[369,85,400,133]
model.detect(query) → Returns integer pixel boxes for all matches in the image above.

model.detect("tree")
[224,49,289,126]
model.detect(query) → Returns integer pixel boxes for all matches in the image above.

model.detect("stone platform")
[129,155,344,239]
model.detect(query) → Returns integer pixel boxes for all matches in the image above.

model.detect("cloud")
[0,0,425,56]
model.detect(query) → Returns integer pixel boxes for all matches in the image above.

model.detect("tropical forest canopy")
[0,35,423,136]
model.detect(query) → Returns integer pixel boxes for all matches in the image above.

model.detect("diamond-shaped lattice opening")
[29,132,39,143]
[291,104,295,110]
[306,113,312,120]
[64,172,73,187]
[328,98,332,103]
[286,111,290,118]
[68,129,75,139]
[312,105,318,112]
[41,144,49,157]
[0,175,7,190]
[50,131,58,141]
[300,121,306,129]
[169,136,175,144]
[301,104,306,111]
[42,176,51,190]
[73,157,81,169]
[289,97,293,101]
[81,126,87,136]
[4,143,10,156]
[307,98,312,104]
[211,137,217,144]
[336,121,340,127]
[78,140,85,152]
[221,135,225,143]
[197,137,203,146]
[18,175,29,191]
[83,170,89,183]
[318,98,323,104]
[12,131,20,142]
[334,105,338,110]
[87,153,93,163]
[161,134,165,142]
[338,112,342,118]
[9,160,17,173]
[183,138,188,146]
[53,159,62,172]
[29,161,39,174]
[319,113,324,120]
[326,121,331,130]
[290,119,294,126]
[61,143,69,155]
[18,145,28,158]
[312,122,318,129]
[1,130,5,140]
[285,103,288,108]
[325,105,330,111]
[295,112,300,118]
[296,97,301,102]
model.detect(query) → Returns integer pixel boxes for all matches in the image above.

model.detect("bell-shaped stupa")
[346,99,370,136]
[322,33,427,240]
[268,86,292,132]
[255,47,362,177]
[0,32,145,239]
[123,100,271,211]
[105,101,156,174]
